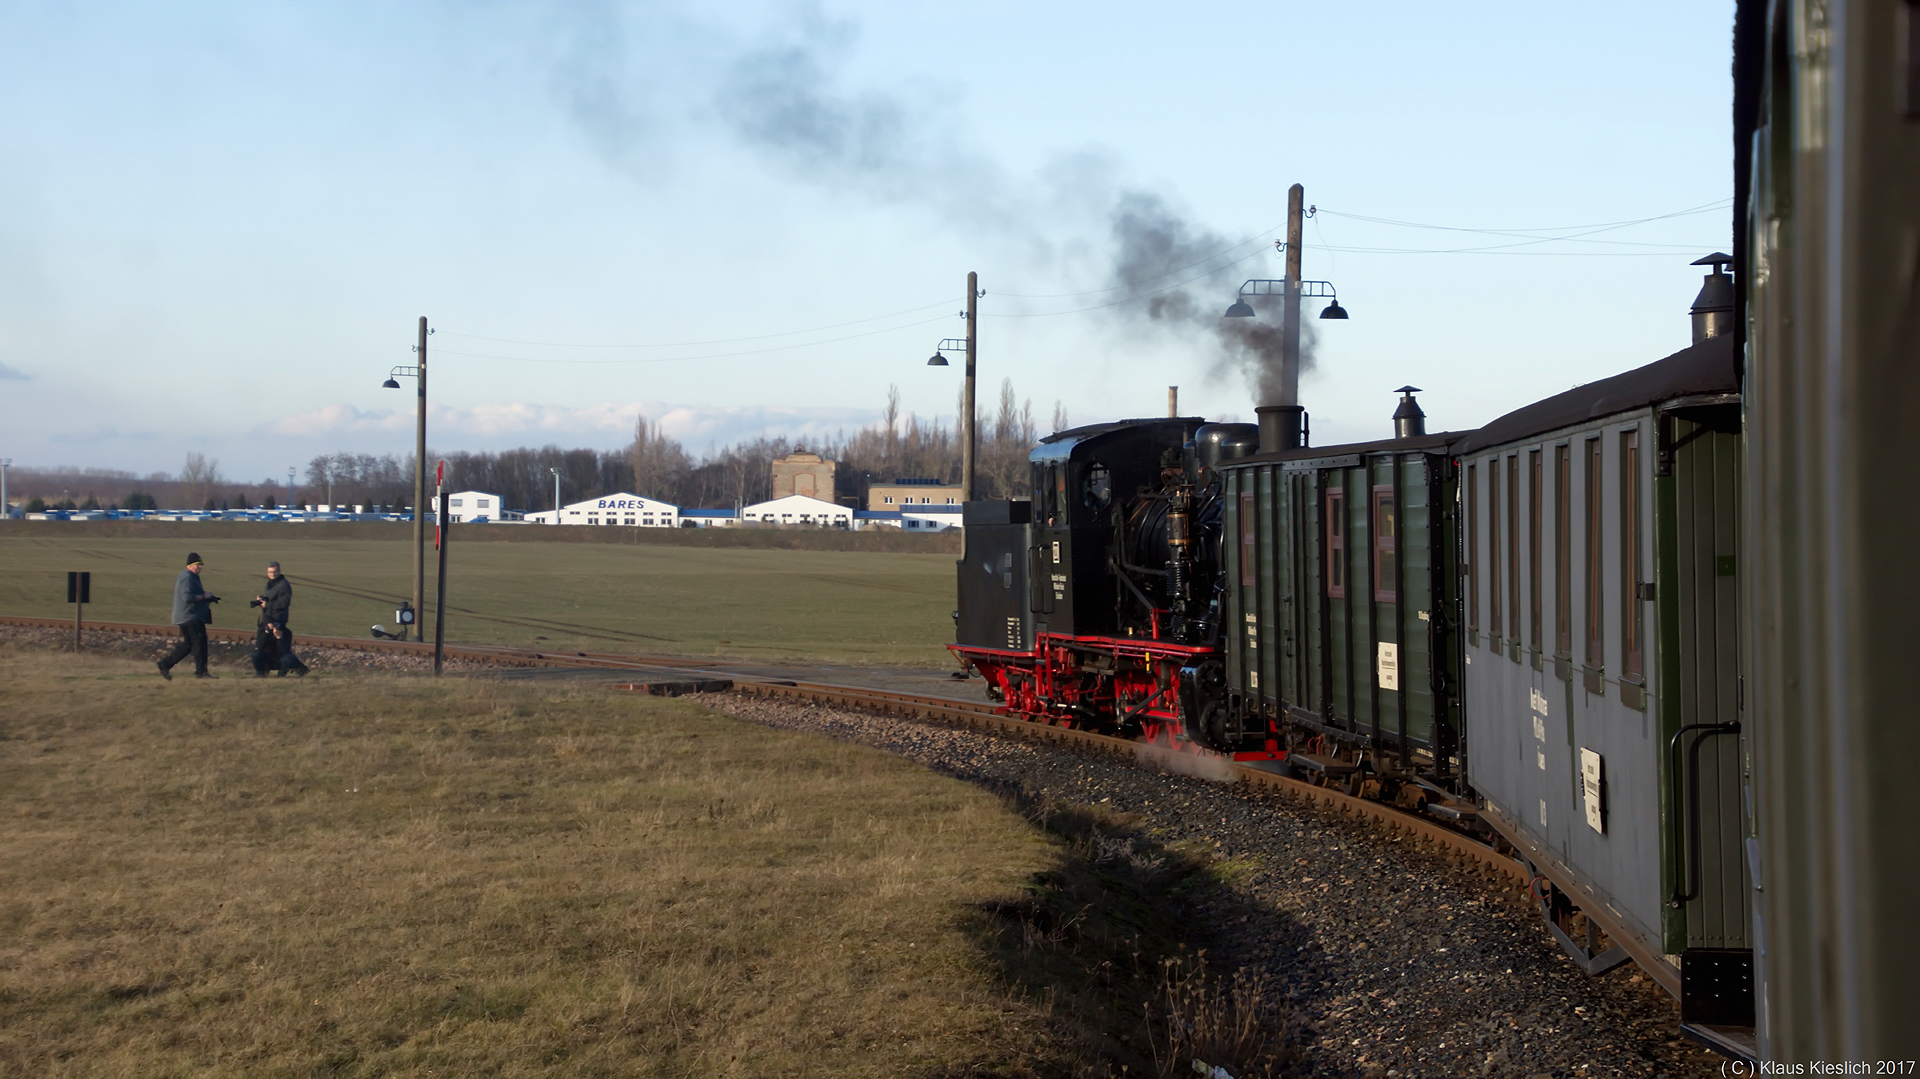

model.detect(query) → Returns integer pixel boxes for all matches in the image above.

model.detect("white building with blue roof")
[525,493,680,527]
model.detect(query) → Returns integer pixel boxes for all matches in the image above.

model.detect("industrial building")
[525,493,681,527]
[444,490,507,523]
[770,451,836,500]
[739,494,852,528]
[867,478,962,511]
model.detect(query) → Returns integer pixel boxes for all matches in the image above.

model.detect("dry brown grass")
[0,648,1080,1077]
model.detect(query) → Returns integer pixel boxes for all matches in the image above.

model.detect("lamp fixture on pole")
[1224,278,1347,318]
[380,318,432,640]
[921,273,982,501]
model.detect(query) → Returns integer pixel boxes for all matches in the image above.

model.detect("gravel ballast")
[701,693,1725,1079]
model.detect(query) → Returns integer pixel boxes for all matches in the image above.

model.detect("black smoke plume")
[553,9,1306,400]
[1106,190,1316,405]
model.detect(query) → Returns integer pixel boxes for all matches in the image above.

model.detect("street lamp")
[1223,278,1348,320]
[922,272,982,501]
[380,317,432,641]
[926,338,964,366]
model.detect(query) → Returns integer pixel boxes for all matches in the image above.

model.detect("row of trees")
[8,381,1067,515]
[609,380,1060,510]
[392,380,1061,513]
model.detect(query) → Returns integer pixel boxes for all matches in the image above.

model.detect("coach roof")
[1449,333,1737,456]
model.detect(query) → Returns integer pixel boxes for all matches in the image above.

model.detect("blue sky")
[0,1,1737,482]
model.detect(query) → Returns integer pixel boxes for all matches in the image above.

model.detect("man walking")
[158,552,220,680]
[250,561,308,677]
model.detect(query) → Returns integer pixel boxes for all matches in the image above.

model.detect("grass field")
[0,531,959,666]
[0,648,1260,1077]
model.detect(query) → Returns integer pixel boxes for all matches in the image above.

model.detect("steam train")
[949,261,1759,1054]
[947,0,1920,1058]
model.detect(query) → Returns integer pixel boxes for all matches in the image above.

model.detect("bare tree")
[1051,400,1070,435]
[180,452,221,509]
[627,415,692,501]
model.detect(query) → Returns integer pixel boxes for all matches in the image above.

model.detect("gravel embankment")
[702,693,1724,1079]
[0,624,488,674]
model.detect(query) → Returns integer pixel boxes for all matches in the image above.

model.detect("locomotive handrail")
[1666,720,1742,909]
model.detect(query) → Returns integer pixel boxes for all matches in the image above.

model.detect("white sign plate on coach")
[1376,642,1398,690]
[1581,749,1605,834]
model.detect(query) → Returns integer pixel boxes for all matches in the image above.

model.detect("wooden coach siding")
[1463,415,1672,953]
[1224,449,1455,765]
[1658,417,1749,952]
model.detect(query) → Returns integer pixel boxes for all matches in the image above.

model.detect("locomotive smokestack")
[1256,405,1304,454]
[1689,252,1735,344]
[1392,386,1426,439]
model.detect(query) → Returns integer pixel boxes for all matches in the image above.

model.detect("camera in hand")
[248,598,263,608]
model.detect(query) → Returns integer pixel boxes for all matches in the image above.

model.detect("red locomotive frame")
[950,634,1285,762]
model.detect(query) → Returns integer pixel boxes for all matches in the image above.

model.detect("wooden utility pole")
[412,316,428,641]
[1281,183,1305,408]
[961,271,978,502]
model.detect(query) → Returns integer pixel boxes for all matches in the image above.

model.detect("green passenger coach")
[1220,433,1462,790]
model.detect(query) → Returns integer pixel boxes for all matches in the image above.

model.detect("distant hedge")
[0,518,962,554]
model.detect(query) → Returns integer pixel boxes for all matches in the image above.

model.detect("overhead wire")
[430,197,1731,361]
[988,222,1283,298]
[437,297,962,349]
[432,312,955,365]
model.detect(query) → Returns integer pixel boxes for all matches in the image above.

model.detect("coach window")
[1240,491,1257,587]
[1585,438,1604,672]
[1487,460,1501,637]
[1529,449,1543,656]
[1555,445,1572,658]
[1506,455,1520,645]
[1325,487,1346,598]
[1373,486,1397,602]
[1466,463,1478,634]
[1621,428,1644,682]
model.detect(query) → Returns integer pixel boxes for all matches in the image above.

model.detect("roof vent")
[1690,253,1735,345]
[1393,386,1426,439]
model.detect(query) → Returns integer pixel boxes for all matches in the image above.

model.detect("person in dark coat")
[158,552,220,679]
[250,561,308,677]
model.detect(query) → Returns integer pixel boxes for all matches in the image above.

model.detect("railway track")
[1,612,1528,885]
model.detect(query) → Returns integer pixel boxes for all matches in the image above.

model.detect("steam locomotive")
[949,259,1758,1054]
[951,416,1270,757]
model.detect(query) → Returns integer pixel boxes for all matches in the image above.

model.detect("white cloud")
[261,400,885,454]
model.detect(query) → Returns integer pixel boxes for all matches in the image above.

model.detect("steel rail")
[2,613,1528,883]
[732,681,1529,884]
